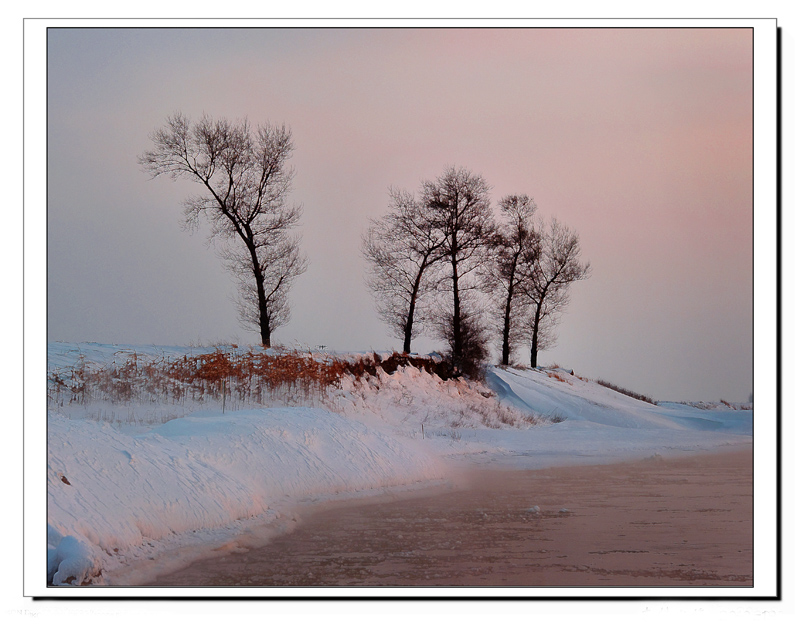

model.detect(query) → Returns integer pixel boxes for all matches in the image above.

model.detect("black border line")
[33,20,777,601]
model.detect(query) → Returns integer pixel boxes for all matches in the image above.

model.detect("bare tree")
[362,188,447,354]
[421,167,495,375]
[139,113,307,347]
[520,218,591,367]
[482,194,540,366]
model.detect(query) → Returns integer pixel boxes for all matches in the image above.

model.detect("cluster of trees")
[363,166,590,375]
[140,115,589,376]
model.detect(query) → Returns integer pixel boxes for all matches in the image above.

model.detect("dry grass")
[47,348,453,411]
[546,371,568,383]
[595,378,657,406]
[682,400,752,411]
[719,399,752,410]
[445,398,556,430]
[47,348,565,431]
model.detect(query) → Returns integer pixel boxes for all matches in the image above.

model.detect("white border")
[23,17,779,600]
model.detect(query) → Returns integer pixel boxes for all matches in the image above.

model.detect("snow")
[46,343,752,586]
[48,406,445,585]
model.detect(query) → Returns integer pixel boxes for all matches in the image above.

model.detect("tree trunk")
[451,254,462,366]
[403,260,427,355]
[529,302,542,368]
[501,257,519,366]
[501,290,513,366]
[247,241,272,348]
[402,319,413,355]
[257,297,271,347]
[500,251,521,366]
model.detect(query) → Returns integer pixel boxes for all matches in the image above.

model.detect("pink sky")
[47,27,753,400]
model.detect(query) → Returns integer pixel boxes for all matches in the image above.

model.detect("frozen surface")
[46,344,752,586]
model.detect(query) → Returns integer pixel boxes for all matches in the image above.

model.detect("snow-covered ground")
[46,343,752,587]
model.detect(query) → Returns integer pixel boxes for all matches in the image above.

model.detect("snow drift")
[46,343,752,586]
[47,406,446,585]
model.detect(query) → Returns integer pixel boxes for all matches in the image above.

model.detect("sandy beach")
[148,448,752,588]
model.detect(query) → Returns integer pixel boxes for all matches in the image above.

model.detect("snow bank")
[46,344,753,586]
[47,406,447,585]
[324,364,752,467]
[477,366,752,466]
[486,366,752,434]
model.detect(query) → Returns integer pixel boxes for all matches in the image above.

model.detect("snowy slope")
[46,344,753,586]
[486,366,752,434]
[479,366,751,467]
[47,407,446,585]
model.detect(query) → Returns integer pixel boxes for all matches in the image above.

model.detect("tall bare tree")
[139,113,307,347]
[362,188,447,353]
[482,194,540,366]
[421,167,495,375]
[521,218,591,367]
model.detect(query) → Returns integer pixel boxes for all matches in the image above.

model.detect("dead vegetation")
[47,347,563,431]
[546,371,568,383]
[594,378,657,405]
[47,348,454,411]
[681,400,753,411]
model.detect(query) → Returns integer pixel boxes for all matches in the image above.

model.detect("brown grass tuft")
[595,379,657,405]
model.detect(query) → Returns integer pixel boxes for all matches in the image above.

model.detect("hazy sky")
[47,27,753,401]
